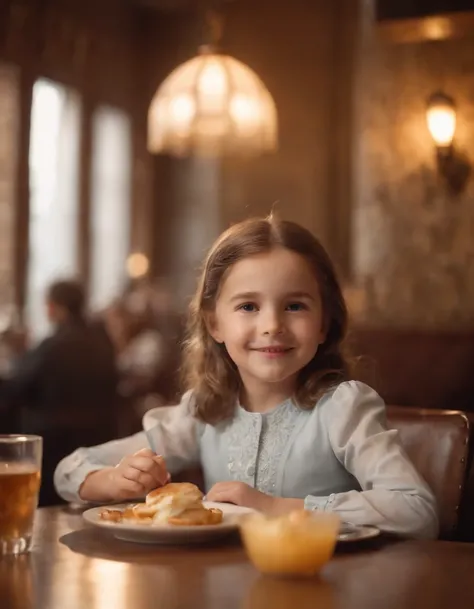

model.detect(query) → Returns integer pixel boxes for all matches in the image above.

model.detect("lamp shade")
[148,48,278,157]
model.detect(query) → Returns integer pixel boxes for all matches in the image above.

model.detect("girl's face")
[208,247,326,402]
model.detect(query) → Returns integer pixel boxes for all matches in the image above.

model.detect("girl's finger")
[207,488,235,503]
[133,448,156,458]
[127,456,167,484]
[123,467,157,491]
[116,477,143,498]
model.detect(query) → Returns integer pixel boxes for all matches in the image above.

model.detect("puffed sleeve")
[54,391,201,503]
[304,381,439,539]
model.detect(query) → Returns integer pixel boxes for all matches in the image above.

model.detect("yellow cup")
[239,510,340,577]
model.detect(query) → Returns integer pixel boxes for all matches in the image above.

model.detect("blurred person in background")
[0,279,119,506]
[100,277,182,430]
[103,299,165,394]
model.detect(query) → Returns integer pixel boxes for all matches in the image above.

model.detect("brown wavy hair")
[182,216,351,425]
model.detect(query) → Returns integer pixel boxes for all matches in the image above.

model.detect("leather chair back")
[387,406,471,539]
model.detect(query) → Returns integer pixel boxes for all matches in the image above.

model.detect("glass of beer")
[0,435,42,555]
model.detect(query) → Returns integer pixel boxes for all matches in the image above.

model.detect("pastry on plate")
[99,482,223,527]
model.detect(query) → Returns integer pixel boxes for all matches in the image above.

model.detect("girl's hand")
[206,481,274,513]
[79,448,170,502]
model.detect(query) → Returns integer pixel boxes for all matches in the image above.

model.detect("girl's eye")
[237,303,258,312]
[286,302,307,311]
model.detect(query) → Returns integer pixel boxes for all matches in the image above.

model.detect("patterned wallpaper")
[350,0,474,328]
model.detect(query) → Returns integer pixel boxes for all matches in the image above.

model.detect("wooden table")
[2,506,474,609]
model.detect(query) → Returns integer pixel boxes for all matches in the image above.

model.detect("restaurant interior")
[1,0,474,608]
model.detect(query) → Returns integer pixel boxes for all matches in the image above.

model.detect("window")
[26,79,80,341]
[0,64,19,315]
[89,106,132,311]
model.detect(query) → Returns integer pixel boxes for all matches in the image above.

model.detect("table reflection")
[243,573,336,609]
[0,554,34,609]
[324,544,433,609]
[89,560,130,609]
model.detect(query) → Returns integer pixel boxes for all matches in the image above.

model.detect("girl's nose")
[261,309,284,336]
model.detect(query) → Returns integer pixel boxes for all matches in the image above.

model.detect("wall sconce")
[426,92,456,148]
[426,91,470,195]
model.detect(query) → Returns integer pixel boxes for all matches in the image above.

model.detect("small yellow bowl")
[239,510,340,577]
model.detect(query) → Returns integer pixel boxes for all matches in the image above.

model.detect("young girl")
[55,217,438,538]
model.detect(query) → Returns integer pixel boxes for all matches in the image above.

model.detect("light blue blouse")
[54,381,439,539]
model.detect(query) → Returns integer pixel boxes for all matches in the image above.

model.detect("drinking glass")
[0,435,42,555]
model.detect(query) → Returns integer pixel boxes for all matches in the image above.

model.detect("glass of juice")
[0,435,42,555]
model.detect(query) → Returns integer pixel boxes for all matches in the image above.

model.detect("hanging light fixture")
[147,10,278,158]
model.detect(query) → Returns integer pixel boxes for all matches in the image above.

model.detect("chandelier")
[147,12,278,158]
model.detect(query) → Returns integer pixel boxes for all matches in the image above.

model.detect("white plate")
[338,522,380,543]
[83,501,256,545]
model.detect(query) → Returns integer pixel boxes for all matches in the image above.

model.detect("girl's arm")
[54,391,201,503]
[54,432,151,502]
[305,381,439,539]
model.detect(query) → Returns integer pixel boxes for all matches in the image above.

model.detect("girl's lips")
[256,347,291,352]
[252,346,294,357]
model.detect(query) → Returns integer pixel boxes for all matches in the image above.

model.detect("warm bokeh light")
[426,93,456,147]
[148,48,278,157]
[126,253,149,278]
[422,17,454,41]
